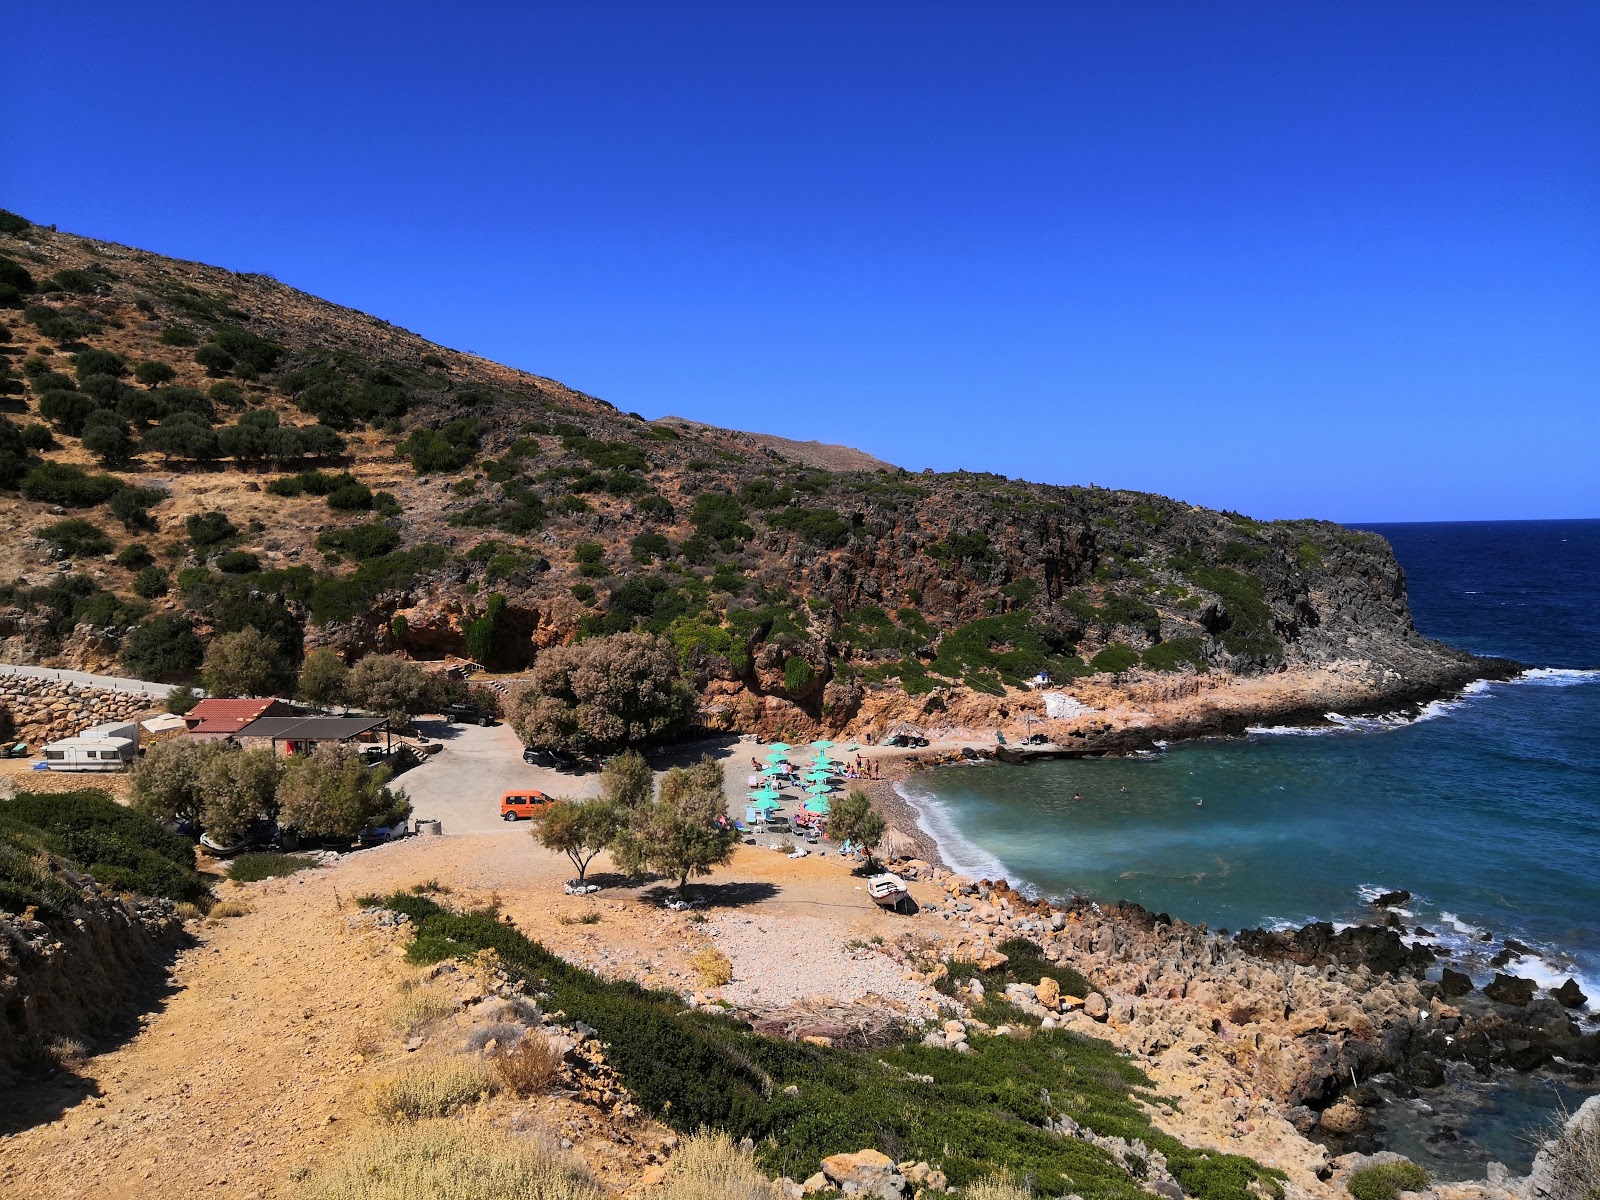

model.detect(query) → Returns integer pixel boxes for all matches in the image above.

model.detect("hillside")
[0,210,1500,741]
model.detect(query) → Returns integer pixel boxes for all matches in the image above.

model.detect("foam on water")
[895,778,1017,888]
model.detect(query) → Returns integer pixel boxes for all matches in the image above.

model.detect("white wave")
[1439,911,1487,938]
[893,779,1022,890]
[1515,667,1600,687]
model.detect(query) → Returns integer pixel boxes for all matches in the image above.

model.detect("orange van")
[500,790,553,821]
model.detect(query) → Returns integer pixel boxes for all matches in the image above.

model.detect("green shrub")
[81,410,135,464]
[768,506,851,548]
[116,543,154,569]
[37,388,99,435]
[636,493,673,521]
[109,486,164,531]
[1089,644,1140,674]
[327,479,373,510]
[186,510,238,549]
[20,462,123,507]
[215,550,260,574]
[159,325,199,346]
[307,545,449,626]
[0,208,30,234]
[228,852,316,883]
[73,348,127,381]
[210,327,284,376]
[39,518,112,558]
[121,614,204,678]
[631,532,672,562]
[19,423,54,451]
[133,566,171,598]
[400,419,481,472]
[783,656,816,693]
[1184,566,1282,662]
[133,360,177,388]
[318,523,401,560]
[1142,637,1208,673]
[571,583,596,606]
[0,789,211,917]
[1347,1162,1430,1200]
[194,344,235,376]
[691,494,752,542]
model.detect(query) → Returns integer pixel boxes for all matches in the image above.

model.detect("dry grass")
[965,1180,1034,1200]
[491,1033,565,1097]
[295,1120,602,1200]
[207,899,251,920]
[654,1129,773,1200]
[173,902,202,921]
[365,1056,494,1122]
[689,946,733,988]
[1534,1099,1600,1200]
[387,983,454,1033]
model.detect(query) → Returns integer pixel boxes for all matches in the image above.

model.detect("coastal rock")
[1084,992,1108,1021]
[1234,922,1433,976]
[1036,977,1061,1010]
[1371,890,1412,910]
[1440,968,1474,998]
[1483,974,1536,1007]
[1550,978,1588,1009]
[1319,1099,1367,1135]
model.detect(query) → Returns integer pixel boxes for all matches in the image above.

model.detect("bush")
[0,208,29,234]
[37,388,99,435]
[367,1057,494,1122]
[317,523,400,560]
[691,493,752,542]
[186,510,238,549]
[143,412,220,462]
[1089,643,1140,674]
[193,344,235,376]
[19,423,54,451]
[689,946,734,987]
[20,462,123,506]
[294,1122,602,1200]
[400,419,481,472]
[277,743,412,839]
[656,1130,774,1200]
[768,506,851,548]
[133,565,171,598]
[81,410,135,464]
[159,325,199,346]
[0,789,211,916]
[210,327,284,375]
[228,851,315,883]
[202,626,286,697]
[510,632,696,756]
[1143,637,1209,672]
[134,360,177,388]
[116,543,154,569]
[39,518,112,558]
[493,1034,565,1097]
[1347,1162,1431,1200]
[109,486,164,531]
[215,550,260,574]
[631,532,672,562]
[327,479,373,510]
[72,348,126,381]
[165,684,199,714]
[121,614,204,679]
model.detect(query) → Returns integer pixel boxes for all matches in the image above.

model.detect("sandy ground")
[0,832,947,1200]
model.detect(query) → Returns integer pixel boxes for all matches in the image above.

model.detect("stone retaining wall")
[0,677,157,748]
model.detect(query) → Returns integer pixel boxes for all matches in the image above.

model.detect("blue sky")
[6,2,1596,521]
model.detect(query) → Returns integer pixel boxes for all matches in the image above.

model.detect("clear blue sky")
[6,2,1597,522]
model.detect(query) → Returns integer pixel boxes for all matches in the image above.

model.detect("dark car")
[441,702,494,726]
[523,746,577,770]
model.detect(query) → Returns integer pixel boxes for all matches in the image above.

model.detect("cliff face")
[0,217,1494,725]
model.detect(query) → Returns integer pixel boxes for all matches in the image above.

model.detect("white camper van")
[41,735,136,771]
[78,720,139,746]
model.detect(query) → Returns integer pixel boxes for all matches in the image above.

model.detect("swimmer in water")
[1072,792,1082,801]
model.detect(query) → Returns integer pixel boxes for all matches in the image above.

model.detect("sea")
[899,519,1600,1175]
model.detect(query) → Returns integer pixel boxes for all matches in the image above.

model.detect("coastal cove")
[898,519,1600,1175]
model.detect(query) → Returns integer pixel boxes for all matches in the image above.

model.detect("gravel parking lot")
[398,718,599,834]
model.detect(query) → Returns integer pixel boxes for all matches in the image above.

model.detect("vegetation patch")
[228,852,318,883]
[1346,1162,1430,1200]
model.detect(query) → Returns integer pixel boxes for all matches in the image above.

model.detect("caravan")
[41,735,136,771]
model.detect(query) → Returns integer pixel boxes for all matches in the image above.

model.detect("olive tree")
[201,626,288,698]
[613,754,735,895]
[276,743,411,839]
[197,746,281,845]
[532,798,620,884]
[297,647,349,711]
[345,653,439,730]
[511,632,694,756]
[599,749,653,810]
[131,738,231,826]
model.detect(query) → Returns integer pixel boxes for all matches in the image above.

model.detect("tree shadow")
[0,927,195,1137]
[638,880,781,910]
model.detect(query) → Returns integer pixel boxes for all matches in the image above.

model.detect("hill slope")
[0,211,1499,742]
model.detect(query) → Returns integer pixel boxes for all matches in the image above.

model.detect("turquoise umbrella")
[805,782,834,795]
[760,765,785,776]
[768,742,791,751]
[749,786,781,801]
[804,798,831,815]
[751,795,781,813]
[804,770,833,782]
[810,739,834,749]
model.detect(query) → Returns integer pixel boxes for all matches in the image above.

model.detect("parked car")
[441,702,494,726]
[522,746,577,770]
[500,789,553,821]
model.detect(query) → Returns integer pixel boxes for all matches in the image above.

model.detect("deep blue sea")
[903,520,1600,1169]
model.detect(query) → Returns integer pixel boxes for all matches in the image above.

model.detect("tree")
[202,626,286,698]
[197,747,281,845]
[277,744,411,839]
[613,754,736,895]
[533,798,620,884]
[345,653,439,729]
[298,647,349,711]
[143,412,220,462]
[600,749,653,810]
[122,614,204,679]
[131,738,231,826]
[81,410,135,465]
[134,360,176,388]
[828,789,887,866]
[510,632,695,756]
[165,684,199,714]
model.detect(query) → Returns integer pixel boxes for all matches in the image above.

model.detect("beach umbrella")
[804,770,833,782]
[751,795,781,813]
[750,787,781,802]
[768,742,791,751]
[810,739,834,749]
[763,752,789,765]
[804,798,831,815]
[760,765,785,777]
[805,782,834,795]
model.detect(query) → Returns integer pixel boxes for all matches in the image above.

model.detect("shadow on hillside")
[0,928,195,1137]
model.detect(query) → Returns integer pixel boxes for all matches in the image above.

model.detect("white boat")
[866,872,910,911]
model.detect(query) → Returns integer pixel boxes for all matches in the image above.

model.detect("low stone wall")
[0,676,157,748]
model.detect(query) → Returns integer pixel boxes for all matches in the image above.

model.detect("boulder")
[1084,992,1108,1021]
[1439,967,1474,998]
[1550,978,1588,1009]
[1319,1099,1367,1135]
[1371,890,1412,909]
[1484,973,1536,1006]
[1036,976,1061,1010]
[820,1149,905,1199]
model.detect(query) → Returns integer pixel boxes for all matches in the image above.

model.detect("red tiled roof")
[183,698,286,736]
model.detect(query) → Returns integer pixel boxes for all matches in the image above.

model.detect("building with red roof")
[182,698,292,739]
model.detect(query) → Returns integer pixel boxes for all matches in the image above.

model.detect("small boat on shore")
[866,872,911,912]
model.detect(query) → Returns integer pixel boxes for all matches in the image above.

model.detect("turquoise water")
[904,520,1600,998]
